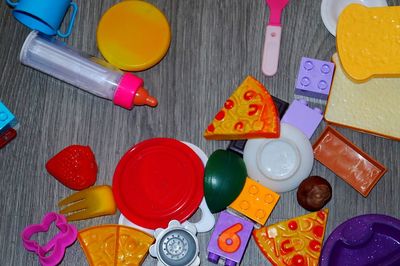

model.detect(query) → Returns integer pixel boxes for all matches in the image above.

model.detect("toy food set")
[46,145,98,190]
[320,214,400,265]
[21,212,78,266]
[204,76,280,140]
[320,0,388,36]
[297,176,332,211]
[281,99,323,139]
[59,185,116,221]
[207,211,254,266]
[294,57,335,100]
[229,177,280,225]
[262,0,290,76]
[20,31,157,110]
[97,1,171,71]
[313,126,387,197]
[325,53,400,141]
[149,220,200,266]
[0,101,18,149]
[244,123,314,193]
[6,0,77,37]
[204,150,247,213]
[253,209,329,266]
[78,224,154,265]
[337,4,400,82]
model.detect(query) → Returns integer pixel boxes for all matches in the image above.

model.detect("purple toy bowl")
[320,214,400,266]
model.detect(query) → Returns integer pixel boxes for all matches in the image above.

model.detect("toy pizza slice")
[204,76,280,140]
[78,224,154,266]
[253,209,329,266]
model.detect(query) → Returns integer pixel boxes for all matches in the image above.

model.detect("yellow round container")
[97,1,171,71]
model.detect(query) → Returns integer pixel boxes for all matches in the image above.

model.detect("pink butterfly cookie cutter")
[21,212,78,266]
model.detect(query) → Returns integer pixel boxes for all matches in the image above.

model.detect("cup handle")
[6,0,18,7]
[57,2,78,38]
[191,198,215,233]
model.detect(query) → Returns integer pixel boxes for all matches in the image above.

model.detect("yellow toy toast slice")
[204,76,280,140]
[337,4,400,82]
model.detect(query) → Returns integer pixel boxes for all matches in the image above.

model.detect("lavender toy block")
[0,101,17,134]
[207,211,253,266]
[294,57,335,99]
[281,99,323,139]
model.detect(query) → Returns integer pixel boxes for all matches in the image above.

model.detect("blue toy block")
[0,101,17,134]
[281,99,323,139]
[294,57,335,100]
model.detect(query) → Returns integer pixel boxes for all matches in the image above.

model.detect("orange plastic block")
[204,76,280,140]
[253,209,329,266]
[78,224,154,266]
[229,177,280,225]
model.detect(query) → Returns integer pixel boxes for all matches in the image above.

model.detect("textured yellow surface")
[324,53,400,141]
[337,4,400,82]
[78,225,154,266]
[97,1,171,71]
[229,177,280,225]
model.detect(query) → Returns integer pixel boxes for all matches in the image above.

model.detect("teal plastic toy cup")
[6,0,78,37]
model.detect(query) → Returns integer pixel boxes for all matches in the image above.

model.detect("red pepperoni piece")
[288,221,298,230]
[309,240,321,252]
[248,104,259,116]
[234,122,244,131]
[280,239,294,254]
[318,210,326,220]
[207,124,215,132]
[291,254,306,266]
[215,111,225,121]
[224,99,234,109]
[312,225,324,238]
[244,90,256,100]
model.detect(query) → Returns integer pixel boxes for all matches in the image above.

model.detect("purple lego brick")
[207,211,253,265]
[281,99,323,139]
[294,57,335,100]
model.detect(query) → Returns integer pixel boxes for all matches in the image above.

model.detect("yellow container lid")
[97,0,171,71]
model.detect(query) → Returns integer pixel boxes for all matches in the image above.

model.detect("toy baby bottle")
[19,31,157,109]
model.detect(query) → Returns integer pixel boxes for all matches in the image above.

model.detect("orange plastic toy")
[253,209,329,266]
[204,76,280,140]
[78,225,154,265]
[229,177,280,225]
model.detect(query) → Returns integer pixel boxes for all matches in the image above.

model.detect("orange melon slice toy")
[204,76,280,140]
[78,224,154,266]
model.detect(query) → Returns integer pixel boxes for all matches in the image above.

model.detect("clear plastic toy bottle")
[20,31,157,109]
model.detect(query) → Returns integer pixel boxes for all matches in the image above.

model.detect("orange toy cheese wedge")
[78,224,154,266]
[253,209,329,266]
[204,76,280,140]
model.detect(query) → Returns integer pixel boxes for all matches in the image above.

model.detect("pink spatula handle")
[262,25,282,76]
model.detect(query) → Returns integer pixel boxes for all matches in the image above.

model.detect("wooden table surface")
[1,0,399,265]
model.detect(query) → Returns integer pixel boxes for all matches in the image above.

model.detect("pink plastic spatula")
[262,0,289,76]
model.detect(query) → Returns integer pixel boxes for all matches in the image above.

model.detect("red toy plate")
[112,138,204,229]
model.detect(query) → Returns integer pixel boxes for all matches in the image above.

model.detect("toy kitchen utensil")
[262,0,289,76]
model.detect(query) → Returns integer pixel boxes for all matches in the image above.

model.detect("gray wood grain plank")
[1,0,399,265]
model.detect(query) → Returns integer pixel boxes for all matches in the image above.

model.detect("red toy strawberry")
[46,145,98,190]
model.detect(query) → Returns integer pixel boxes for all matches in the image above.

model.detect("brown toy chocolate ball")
[297,176,332,211]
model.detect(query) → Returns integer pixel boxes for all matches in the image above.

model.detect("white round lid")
[244,123,314,193]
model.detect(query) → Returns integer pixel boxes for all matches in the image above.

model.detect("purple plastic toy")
[295,57,335,99]
[320,214,400,266]
[21,212,78,266]
[281,99,323,139]
[207,211,253,266]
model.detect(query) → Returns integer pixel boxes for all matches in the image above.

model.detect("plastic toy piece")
[320,214,400,266]
[78,224,154,266]
[204,150,247,213]
[244,123,314,193]
[253,209,329,266]
[313,126,387,197]
[0,128,17,149]
[262,0,289,76]
[325,53,400,141]
[229,177,280,225]
[281,99,323,139]
[0,101,17,134]
[294,57,335,99]
[337,4,400,82]
[46,145,98,190]
[97,1,171,71]
[204,76,280,140]
[149,220,200,266]
[297,176,332,211]
[58,185,117,221]
[207,211,254,266]
[21,212,78,266]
